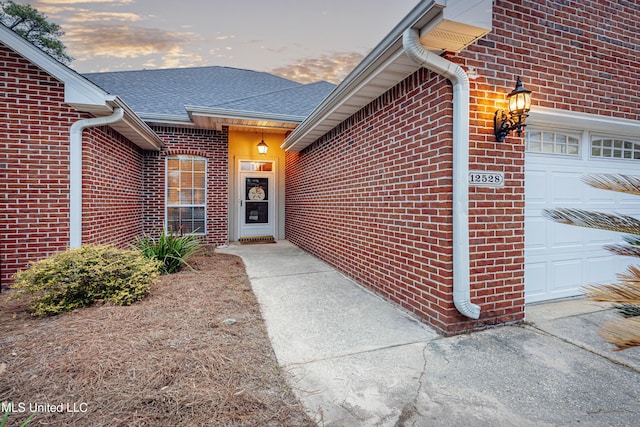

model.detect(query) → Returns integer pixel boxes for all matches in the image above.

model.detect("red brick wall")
[1,45,74,286]
[82,126,146,246]
[483,0,639,119]
[144,127,229,246]
[286,70,477,334]
[463,0,639,325]
[0,44,148,286]
[285,0,640,334]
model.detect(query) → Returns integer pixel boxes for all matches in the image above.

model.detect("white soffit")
[419,0,492,53]
[186,106,303,132]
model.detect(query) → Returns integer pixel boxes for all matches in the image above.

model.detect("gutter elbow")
[402,28,431,66]
[455,296,481,320]
[71,107,125,134]
[402,28,469,89]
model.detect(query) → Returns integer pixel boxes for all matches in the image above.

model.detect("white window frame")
[525,129,581,157]
[590,134,640,162]
[165,155,207,235]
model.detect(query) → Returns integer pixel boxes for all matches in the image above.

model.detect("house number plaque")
[468,171,505,187]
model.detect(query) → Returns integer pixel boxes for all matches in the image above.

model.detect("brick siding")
[1,45,231,286]
[1,45,76,286]
[145,127,229,246]
[82,126,146,246]
[0,45,149,286]
[285,0,640,334]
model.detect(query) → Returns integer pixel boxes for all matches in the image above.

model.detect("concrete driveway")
[219,240,640,426]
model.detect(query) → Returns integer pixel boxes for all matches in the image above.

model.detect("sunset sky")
[13,0,420,83]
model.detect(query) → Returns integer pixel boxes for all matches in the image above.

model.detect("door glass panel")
[245,178,268,201]
[245,202,268,223]
[240,161,273,172]
[244,177,269,224]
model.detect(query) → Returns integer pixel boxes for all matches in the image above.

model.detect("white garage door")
[525,129,640,303]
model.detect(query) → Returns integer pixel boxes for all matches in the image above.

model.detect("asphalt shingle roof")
[84,66,335,119]
[210,81,336,118]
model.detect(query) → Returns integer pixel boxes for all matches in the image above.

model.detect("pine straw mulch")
[0,249,315,426]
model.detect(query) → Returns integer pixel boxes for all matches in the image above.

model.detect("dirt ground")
[0,248,315,426]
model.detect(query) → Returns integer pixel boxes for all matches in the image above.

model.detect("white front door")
[238,160,276,238]
[525,128,640,303]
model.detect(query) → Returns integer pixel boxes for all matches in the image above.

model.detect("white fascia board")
[185,105,305,124]
[280,0,445,152]
[529,107,640,138]
[64,83,113,113]
[1,25,162,150]
[0,25,109,108]
[138,112,197,127]
[112,97,164,151]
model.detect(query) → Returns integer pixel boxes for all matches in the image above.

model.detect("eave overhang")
[281,0,493,152]
[109,97,164,151]
[529,107,640,138]
[0,24,163,151]
[185,105,304,134]
[138,113,197,129]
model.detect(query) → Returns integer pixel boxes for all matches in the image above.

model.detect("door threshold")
[239,235,276,245]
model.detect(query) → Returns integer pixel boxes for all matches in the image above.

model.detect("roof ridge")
[83,65,298,81]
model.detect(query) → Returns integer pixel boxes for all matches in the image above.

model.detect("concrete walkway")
[219,240,640,426]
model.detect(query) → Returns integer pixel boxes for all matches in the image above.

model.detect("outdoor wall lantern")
[257,130,268,155]
[494,76,532,142]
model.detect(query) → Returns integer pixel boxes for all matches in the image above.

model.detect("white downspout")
[402,28,480,319]
[69,107,124,248]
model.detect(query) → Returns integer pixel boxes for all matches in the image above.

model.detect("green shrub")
[11,245,161,316]
[135,231,203,274]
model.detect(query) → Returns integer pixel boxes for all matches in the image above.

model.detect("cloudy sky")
[13,0,420,83]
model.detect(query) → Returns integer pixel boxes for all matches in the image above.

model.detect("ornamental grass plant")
[135,231,203,274]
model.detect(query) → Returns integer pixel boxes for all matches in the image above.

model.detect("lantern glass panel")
[509,92,531,114]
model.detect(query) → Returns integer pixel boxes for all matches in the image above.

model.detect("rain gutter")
[69,107,125,248]
[186,105,305,124]
[402,27,480,319]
